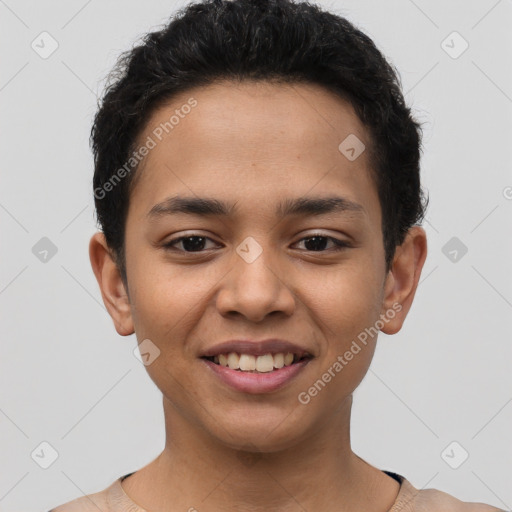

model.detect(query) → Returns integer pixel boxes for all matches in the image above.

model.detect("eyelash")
[162,233,351,253]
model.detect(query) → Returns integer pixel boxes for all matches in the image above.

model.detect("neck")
[122,395,399,512]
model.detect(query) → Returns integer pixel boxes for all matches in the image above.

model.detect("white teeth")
[256,354,274,373]
[227,352,240,370]
[273,353,284,368]
[214,351,301,372]
[239,354,256,371]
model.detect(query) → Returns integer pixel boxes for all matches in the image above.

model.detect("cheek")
[300,284,379,411]
[127,265,206,401]
[127,256,219,346]
[310,260,382,334]
[303,261,382,388]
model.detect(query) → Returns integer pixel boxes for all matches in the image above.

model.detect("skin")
[90,80,428,511]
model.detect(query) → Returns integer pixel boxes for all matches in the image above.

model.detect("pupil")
[183,236,206,251]
[305,236,327,251]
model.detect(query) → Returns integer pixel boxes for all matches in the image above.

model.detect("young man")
[50,0,503,510]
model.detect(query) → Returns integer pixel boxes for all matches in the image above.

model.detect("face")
[95,80,422,452]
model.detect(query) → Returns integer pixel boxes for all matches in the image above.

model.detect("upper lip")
[200,339,313,358]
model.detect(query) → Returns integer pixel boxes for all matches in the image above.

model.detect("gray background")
[1,0,511,510]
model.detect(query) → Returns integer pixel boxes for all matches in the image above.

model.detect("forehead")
[129,80,380,227]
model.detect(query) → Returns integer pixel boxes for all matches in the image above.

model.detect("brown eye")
[163,235,219,252]
[294,234,350,252]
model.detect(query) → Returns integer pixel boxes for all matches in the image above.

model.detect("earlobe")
[380,226,428,335]
[89,232,135,336]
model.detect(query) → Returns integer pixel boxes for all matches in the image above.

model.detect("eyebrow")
[147,195,366,220]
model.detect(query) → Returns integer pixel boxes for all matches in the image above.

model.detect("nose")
[215,243,296,322]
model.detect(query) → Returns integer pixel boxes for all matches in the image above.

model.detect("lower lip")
[202,358,312,394]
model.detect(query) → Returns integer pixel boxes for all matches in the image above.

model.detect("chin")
[210,413,310,454]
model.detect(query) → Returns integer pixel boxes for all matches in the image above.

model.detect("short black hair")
[91,0,428,285]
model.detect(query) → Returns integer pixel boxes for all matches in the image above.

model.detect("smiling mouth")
[202,352,312,373]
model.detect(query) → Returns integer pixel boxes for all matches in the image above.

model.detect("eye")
[162,235,220,253]
[161,233,350,254]
[293,234,350,252]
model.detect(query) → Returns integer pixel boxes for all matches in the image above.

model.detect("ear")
[89,232,134,336]
[380,226,428,335]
